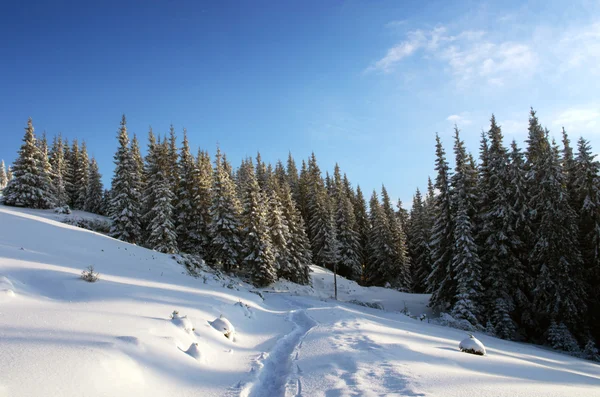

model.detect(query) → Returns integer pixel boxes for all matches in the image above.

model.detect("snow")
[1,206,599,397]
[459,334,486,355]
[209,316,235,339]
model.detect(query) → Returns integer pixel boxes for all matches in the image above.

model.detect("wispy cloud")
[552,106,600,135]
[446,112,472,126]
[366,25,537,86]
[385,20,407,29]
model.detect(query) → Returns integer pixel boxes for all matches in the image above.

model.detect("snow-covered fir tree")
[408,188,431,293]
[278,181,312,284]
[266,181,294,281]
[572,137,600,343]
[109,115,142,244]
[65,139,79,207]
[3,118,54,209]
[196,149,214,259]
[240,163,277,286]
[547,321,581,354]
[0,160,7,190]
[84,157,104,214]
[478,116,521,338]
[353,185,369,283]
[449,127,482,326]
[6,167,13,183]
[167,125,179,195]
[145,139,178,253]
[366,190,392,286]
[427,134,455,312]
[49,135,68,207]
[36,132,57,208]
[381,186,411,290]
[333,166,361,281]
[140,129,159,243]
[175,129,203,254]
[209,148,243,272]
[306,153,338,270]
[74,141,90,209]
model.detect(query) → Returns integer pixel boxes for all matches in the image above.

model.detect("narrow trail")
[240,309,317,397]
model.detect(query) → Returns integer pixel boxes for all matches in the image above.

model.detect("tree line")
[1,111,598,357]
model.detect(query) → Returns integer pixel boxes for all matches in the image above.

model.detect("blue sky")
[1,0,599,207]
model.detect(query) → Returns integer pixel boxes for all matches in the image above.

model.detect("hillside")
[0,206,598,397]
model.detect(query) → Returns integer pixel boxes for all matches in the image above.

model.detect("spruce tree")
[409,188,431,292]
[366,191,393,285]
[109,115,142,244]
[84,157,104,214]
[240,163,277,286]
[3,118,54,209]
[479,116,522,338]
[6,167,13,183]
[427,134,455,312]
[36,132,57,208]
[286,152,299,201]
[65,139,79,207]
[278,181,312,284]
[195,149,214,259]
[140,130,159,243]
[353,185,370,282]
[0,160,7,190]
[209,148,243,272]
[74,141,90,209]
[167,125,179,195]
[145,140,178,253]
[381,185,411,290]
[449,127,482,326]
[175,130,203,254]
[266,184,294,281]
[572,138,600,343]
[49,135,68,207]
[335,176,361,281]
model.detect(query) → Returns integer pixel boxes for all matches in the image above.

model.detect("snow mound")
[210,316,235,339]
[2,289,15,297]
[170,311,194,332]
[459,334,486,355]
[235,301,254,318]
[184,343,203,361]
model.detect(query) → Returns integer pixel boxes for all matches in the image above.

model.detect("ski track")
[241,309,317,397]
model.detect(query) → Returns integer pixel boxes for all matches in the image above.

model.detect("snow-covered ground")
[0,206,599,397]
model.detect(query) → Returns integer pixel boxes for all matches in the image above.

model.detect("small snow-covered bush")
[459,334,486,356]
[184,342,202,360]
[80,265,99,282]
[348,299,384,310]
[63,218,110,234]
[437,312,477,332]
[170,310,195,332]
[547,321,580,354]
[210,315,235,339]
[583,340,600,362]
[54,205,71,214]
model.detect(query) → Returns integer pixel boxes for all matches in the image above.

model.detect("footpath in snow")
[0,206,599,397]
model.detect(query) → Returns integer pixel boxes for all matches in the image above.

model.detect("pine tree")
[109,115,142,244]
[0,160,7,190]
[366,191,393,285]
[175,129,204,254]
[65,139,79,207]
[209,148,243,272]
[449,127,482,326]
[3,118,54,209]
[306,153,338,270]
[381,185,411,290]
[145,140,178,253]
[526,116,586,338]
[478,116,522,338]
[100,189,111,216]
[266,184,294,281]
[547,321,580,353]
[409,188,431,292]
[74,141,90,209]
[49,135,68,207]
[196,149,214,259]
[240,163,277,286]
[427,134,455,312]
[167,125,179,195]
[286,152,299,200]
[140,129,159,243]
[353,185,370,283]
[84,157,104,214]
[572,138,600,343]
[278,181,312,284]
[334,172,361,281]
[36,132,57,208]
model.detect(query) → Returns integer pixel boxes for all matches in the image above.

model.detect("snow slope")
[0,206,599,397]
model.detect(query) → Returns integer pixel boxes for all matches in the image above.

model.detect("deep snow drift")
[0,206,598,397]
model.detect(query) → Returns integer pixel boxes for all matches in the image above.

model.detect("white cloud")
[446,113,472,125]
[553,107,600,134]
[367,25,537,84]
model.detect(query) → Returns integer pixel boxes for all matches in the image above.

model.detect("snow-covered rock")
[210,316,235,339]
[459,334,486,355]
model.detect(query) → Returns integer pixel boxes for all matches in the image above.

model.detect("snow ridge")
[240,310,317,397]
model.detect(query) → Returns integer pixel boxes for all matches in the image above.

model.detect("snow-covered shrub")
[436,312,477,332]
[175,254,209,277]
[184,342,202,360]
[583,340,600,362]
[170,310,195,332]
[459,334,486,356]
[80,265,99,282]
[547,321,580,354]
[210,315,235,339]
[54,205,71,214]
[63,218,110,234]
[419,313,427,322]
[348,299,384,310]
